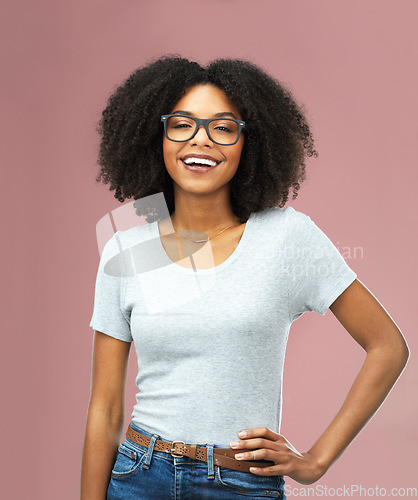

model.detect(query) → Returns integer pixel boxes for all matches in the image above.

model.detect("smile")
[183,157,219,167]
[180,154,221,173]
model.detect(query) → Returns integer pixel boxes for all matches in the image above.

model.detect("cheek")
[162,139,177,167]
[229,142,244,165]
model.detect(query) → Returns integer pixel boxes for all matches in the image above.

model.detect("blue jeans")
[107,421,286,499]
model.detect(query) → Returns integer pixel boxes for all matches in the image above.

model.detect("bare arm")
[229,279,410,484]
[306,278,410,475]
[80,331,131,500]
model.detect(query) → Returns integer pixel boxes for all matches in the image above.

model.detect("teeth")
[183,157,218,167]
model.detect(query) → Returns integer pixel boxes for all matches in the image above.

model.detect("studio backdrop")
[1,1,417,499]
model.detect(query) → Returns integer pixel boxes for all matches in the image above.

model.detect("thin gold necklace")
[171,221,237,244]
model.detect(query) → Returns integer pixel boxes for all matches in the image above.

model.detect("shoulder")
[111,222,153,248]
[253,206,313,228]
[249,207,318,250]
[98,224,151,273]
[254,207,332,250]
[282,206,313,224]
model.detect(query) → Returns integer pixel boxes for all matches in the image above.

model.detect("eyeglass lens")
[165,116,240,145]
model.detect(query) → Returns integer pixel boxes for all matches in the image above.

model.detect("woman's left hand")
[230,426,327,485]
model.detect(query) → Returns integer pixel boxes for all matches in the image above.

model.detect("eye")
[212,120,237,134]
[167,117,194,129]
[167,116,196,130]
[214,125,233,133]
[172,121,193,129]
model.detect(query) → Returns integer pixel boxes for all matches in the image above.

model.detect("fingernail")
[235,453,244,459]
[239,431,247,437]
[230,441,240,447]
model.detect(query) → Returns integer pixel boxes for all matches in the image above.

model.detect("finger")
[234,447,277,462]
[239,427,282,441]
[249,465,286,476]
[231,437,280,451]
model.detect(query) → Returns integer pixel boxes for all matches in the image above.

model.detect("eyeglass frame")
[160,114,249,146]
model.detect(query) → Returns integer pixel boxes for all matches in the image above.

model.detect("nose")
[190,124,213,146]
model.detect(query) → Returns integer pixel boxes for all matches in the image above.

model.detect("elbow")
[368,331,410,375]
[385,335,410,375]
[399,340,410,368]
[395,344,409,381]
[394,330,410,368]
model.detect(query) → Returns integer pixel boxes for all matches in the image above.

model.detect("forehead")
[171,84,241,119]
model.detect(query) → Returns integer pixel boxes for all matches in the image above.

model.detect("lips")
[181,153,221,167]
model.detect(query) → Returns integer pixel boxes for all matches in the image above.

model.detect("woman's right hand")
[80,331,132,499]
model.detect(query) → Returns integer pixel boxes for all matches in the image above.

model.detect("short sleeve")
[285,209,357,322]
[89,231,133,342]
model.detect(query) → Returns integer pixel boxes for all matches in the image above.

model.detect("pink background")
[1,0,417,498]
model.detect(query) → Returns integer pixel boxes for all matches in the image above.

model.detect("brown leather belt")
[126,425,275,473]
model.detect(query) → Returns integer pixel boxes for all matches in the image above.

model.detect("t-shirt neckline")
[150,212,255,275]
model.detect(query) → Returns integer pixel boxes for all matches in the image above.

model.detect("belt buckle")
[171,440,185,458]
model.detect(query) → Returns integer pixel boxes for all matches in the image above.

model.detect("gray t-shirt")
[89,206,356,446]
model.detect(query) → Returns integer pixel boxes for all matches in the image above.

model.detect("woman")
[81,56,409,499]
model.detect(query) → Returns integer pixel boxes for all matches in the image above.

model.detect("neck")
[170,191,240,231]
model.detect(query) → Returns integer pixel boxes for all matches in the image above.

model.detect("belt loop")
[142,434,158,469]
[207,445,214,480]
[189,444,197,460]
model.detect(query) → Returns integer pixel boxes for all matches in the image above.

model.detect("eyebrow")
[172,110,238,119]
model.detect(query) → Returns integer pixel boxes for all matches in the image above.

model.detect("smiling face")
[162,84,245,199]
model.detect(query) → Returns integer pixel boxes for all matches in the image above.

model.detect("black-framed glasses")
[161,114,248,146]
